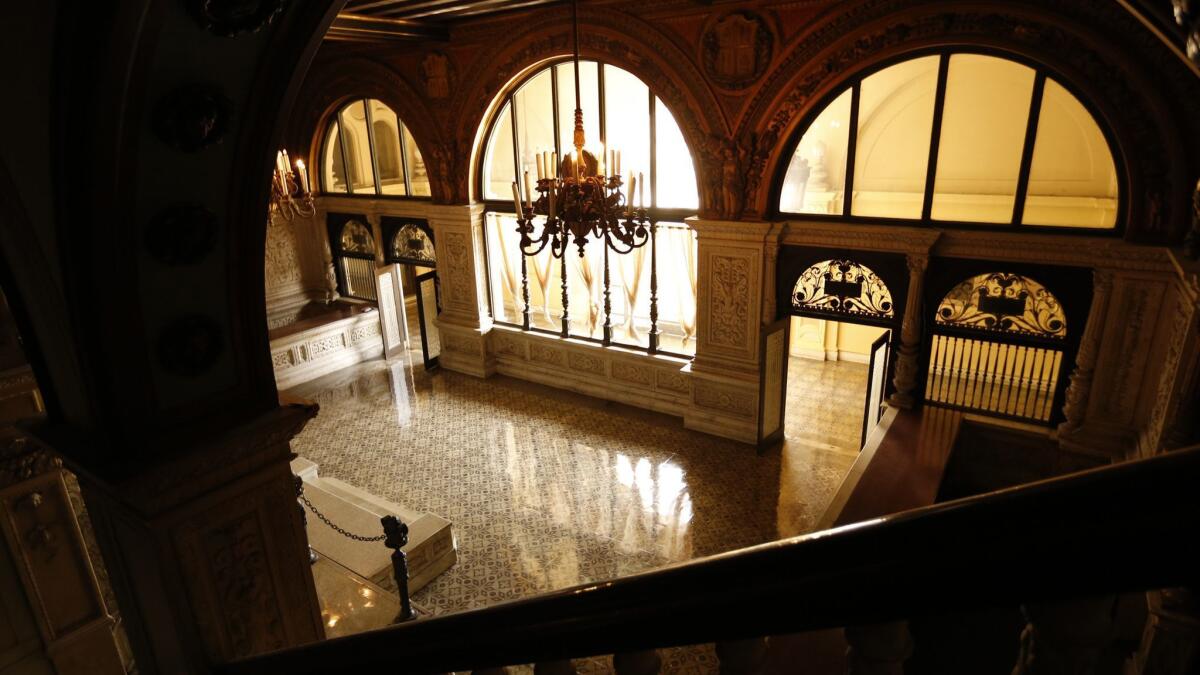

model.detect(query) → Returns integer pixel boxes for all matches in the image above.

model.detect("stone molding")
[487,326,693,417]
[270,311,383,390]
[782,220,1175,271]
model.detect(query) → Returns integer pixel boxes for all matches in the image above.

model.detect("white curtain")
[618,244,647,340]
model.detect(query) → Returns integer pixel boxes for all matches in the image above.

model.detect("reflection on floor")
[785,356,871,454]
[287,352,865,664]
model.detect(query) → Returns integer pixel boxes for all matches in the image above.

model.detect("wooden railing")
[223,444,1200,675]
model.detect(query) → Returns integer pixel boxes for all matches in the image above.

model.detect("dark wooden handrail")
[224,445,1200,675]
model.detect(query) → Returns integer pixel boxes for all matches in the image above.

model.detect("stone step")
[291,458,456,595]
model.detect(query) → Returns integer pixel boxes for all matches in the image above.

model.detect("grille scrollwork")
[936,272,1066,339]
[791,259,895,319]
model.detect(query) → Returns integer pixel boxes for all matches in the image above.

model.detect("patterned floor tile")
[288,352,868,671]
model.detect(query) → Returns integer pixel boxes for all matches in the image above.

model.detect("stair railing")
[224,444,1200,675]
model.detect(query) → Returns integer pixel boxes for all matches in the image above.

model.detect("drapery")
[618,244,647,340]
[486,216,697,354]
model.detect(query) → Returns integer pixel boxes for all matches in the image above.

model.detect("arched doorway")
[785,256,899,450]
[924,272,1068,424]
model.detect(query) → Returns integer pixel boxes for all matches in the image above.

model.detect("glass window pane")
[514,68,556,187]
[369,99,406,196]
[656,223,697,356]
[485,212,523,324]
[567,243,606,340]
[654,98,699,210]
[339,100,377,195]
[1022,79,1118,229]
[780,88,852,215]
[931,55,1035,223]
[402,123,431,197]
[851,56,940,219]
[557,61,601,166]
[483,101,515,201]
[603,65,649,187]
[609,244,652,349]
[321,120,347,193]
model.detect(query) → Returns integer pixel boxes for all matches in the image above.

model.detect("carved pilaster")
[428,203,494,378]
[1058,270,1115,438]
[887,254,928,409]
[0,434,125,675]
[57,404,326,672]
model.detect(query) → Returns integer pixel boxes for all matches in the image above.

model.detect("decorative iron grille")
[390,224,435,266]
[935,272,1066,339]
[791,259,895,319]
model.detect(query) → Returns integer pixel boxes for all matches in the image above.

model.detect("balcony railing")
[221,443,1200,674]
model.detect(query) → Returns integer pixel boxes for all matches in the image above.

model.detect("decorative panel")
[792,259,894,319]
[935,272,1066,339]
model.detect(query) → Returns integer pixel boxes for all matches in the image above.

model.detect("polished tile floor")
[289,344,868,625]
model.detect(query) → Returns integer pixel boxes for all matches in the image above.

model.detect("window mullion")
[921,54,951,222]
[398,121,413,197]
[1011,72,1047,226]
[362,99,384,196]
[842,83,861,216]
[336,109,354,194]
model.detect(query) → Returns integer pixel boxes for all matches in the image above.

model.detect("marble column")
[60,403,326,674]
[1058,269,1114,438]
[427,203,495,377]
[887,254,928,409]
[684,218,784,444]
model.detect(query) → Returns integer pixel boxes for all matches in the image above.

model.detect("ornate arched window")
[321,98,430,198]
[791,259,894,321]
[478,60,701,357]
[935,272,1066,340]
[777,52,1120,230]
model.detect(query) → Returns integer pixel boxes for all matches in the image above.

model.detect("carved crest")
[422,52,451,100]
[703,11,772,89]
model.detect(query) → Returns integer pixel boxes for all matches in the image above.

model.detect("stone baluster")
[1131,588,1200,674]
[613,649,662,674]
[717,637,769,674]
[1058,270,1114,437]
[1012,596,1117,675]
[844,622,912,675]
[888,254,929,409]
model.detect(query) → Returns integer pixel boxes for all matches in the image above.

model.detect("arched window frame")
[475,57,703,359]
[771,47,1127,234]
[476,57,699,224]
[321,98,430,200]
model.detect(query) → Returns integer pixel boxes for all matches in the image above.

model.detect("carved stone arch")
[742,0,1200,240]
[287,56,442,199]
[452,6,727,207]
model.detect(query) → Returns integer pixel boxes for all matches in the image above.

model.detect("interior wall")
[788,316,886,364]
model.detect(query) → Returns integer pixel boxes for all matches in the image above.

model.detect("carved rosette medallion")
[702,11,773,90]
[709,255,752,349]
[189,0,286,38]
[153,85,232,152]
[157,315,225,376]
[146,204,219,266]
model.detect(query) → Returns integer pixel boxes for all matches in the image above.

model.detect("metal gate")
[924,272,1069,425]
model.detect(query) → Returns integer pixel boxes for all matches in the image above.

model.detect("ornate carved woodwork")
[701,11,774,90]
